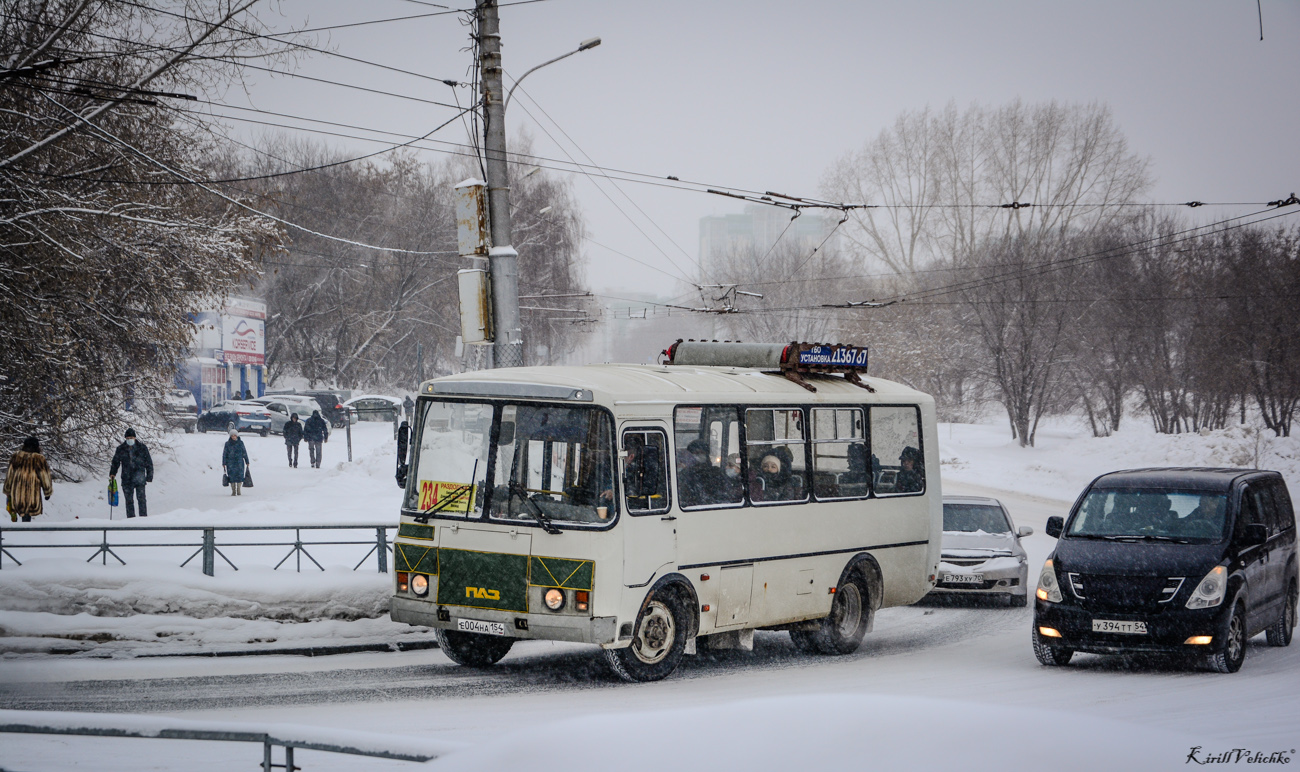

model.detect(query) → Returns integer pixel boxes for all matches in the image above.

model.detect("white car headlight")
[1185,565,1227,609]
[1036,559,1063,603]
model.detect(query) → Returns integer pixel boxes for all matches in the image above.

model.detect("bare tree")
[0,0,289,474]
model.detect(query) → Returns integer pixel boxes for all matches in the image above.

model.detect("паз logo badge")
[465,586,500,601]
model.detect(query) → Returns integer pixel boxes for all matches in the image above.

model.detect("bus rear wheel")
[790,571,870,655]
[434,628,514,667]
[604,587,689,682]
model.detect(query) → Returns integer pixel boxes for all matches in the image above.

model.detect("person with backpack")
[5,436,53,522]
[222,429,250,495]
[109,428,153,518]
[303,409,329,469]
[283,413,304,468]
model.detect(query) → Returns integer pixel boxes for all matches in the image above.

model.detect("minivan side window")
[1236,486,1268,542]
[1268,479,1296,532]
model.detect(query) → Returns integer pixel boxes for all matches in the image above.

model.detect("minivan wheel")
[1266,580,1296,647]
[1208,603,1247,673]
[1032,626,1074,666]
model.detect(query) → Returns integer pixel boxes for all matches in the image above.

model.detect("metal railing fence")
[0,523,394,576]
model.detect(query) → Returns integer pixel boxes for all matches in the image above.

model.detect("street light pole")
[477,0,598,369]
[477,0,522,368]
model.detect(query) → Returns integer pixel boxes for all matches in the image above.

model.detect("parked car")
[197,401,273,436]
[299,390,353,428]
[342,395,402,423]
[1034,468,1297,673]
[159,389,199,433]
[929,495,1032,606]
[248,398,316,435]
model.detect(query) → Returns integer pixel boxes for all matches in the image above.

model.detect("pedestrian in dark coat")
[222,429,250,496]
[283,413,304,468]
[109,428,153,518]
[303,410,329,468]
[5,436,53,522]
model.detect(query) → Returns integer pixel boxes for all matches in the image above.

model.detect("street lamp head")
[578,37,601,51]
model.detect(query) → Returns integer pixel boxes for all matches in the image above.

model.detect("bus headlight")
[1036,559,1063,603]
[544,588,565,611]
[411,574,429,597]
[1186,565,1226,609]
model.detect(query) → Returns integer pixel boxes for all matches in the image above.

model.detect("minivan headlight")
[1186,565,1227,609]
[1036,559,1063,603]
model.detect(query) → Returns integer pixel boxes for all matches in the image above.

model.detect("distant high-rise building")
[698,205,840,280]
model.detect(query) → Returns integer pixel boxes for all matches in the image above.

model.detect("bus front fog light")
[397,572,409,593]
[544,588,565,611]
[575,591,589,612]
[411,574,429,597]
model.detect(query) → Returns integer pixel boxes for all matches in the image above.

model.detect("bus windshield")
[489,404,615,525]
[1067,489,1228,542]
[405,401,492,517]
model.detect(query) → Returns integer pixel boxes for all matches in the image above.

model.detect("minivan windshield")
[1067,488,1228,543]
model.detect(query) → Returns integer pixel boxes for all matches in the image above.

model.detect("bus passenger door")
[620,425,677,587]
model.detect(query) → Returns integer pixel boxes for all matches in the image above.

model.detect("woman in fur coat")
[5,436,53,522]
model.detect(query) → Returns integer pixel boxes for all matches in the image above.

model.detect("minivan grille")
[1072,574,1172,611]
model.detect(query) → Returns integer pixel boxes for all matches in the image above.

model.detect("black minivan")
[1033,468,1297,673]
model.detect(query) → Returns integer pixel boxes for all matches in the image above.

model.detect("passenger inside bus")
[895,446,924,493]
[678,438,729,507]
[750,448,801,502]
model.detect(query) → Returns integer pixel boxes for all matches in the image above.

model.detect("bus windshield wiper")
[508,479,561,535]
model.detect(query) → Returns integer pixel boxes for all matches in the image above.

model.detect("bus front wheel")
[604,587,690,682]
[790,571,870,655]
[434,628,514,667]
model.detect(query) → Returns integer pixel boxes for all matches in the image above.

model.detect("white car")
[930,495,1033,606]
[159,389,199,433]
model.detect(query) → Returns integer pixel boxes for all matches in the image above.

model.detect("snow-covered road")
[2,422,1298,770]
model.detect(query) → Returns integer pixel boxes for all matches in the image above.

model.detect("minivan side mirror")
[1045,516,1064,539]
[1018,525,1034,538]
[1241,523,1268,547]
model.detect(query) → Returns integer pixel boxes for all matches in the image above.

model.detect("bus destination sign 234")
[793,343,869,371]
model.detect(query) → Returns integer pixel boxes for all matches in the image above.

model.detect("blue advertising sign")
[795,344,869,370]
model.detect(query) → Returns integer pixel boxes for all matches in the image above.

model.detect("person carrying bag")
[222,429,250,496]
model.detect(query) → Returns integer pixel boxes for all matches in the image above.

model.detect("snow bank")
[939,418,1300,503]
[430,693,1199,772]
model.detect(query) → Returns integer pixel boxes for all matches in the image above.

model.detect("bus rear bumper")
[391,596,619,645]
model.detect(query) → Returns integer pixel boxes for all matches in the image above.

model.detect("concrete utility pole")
[477,0,524,368]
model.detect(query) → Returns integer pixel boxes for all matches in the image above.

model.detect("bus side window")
[623,429,669,514]
[673,406,743,509]
[812,407,867,500]
[745,407,809,505]
[870,406,924,496]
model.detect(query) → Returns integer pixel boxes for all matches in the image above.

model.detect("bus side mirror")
[1045,516,1064,539]
[396,421,410,489]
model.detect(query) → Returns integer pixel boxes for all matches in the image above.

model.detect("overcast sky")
[233,0,1300,302]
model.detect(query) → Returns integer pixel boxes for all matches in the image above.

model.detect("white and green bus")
[389,341,941,681]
